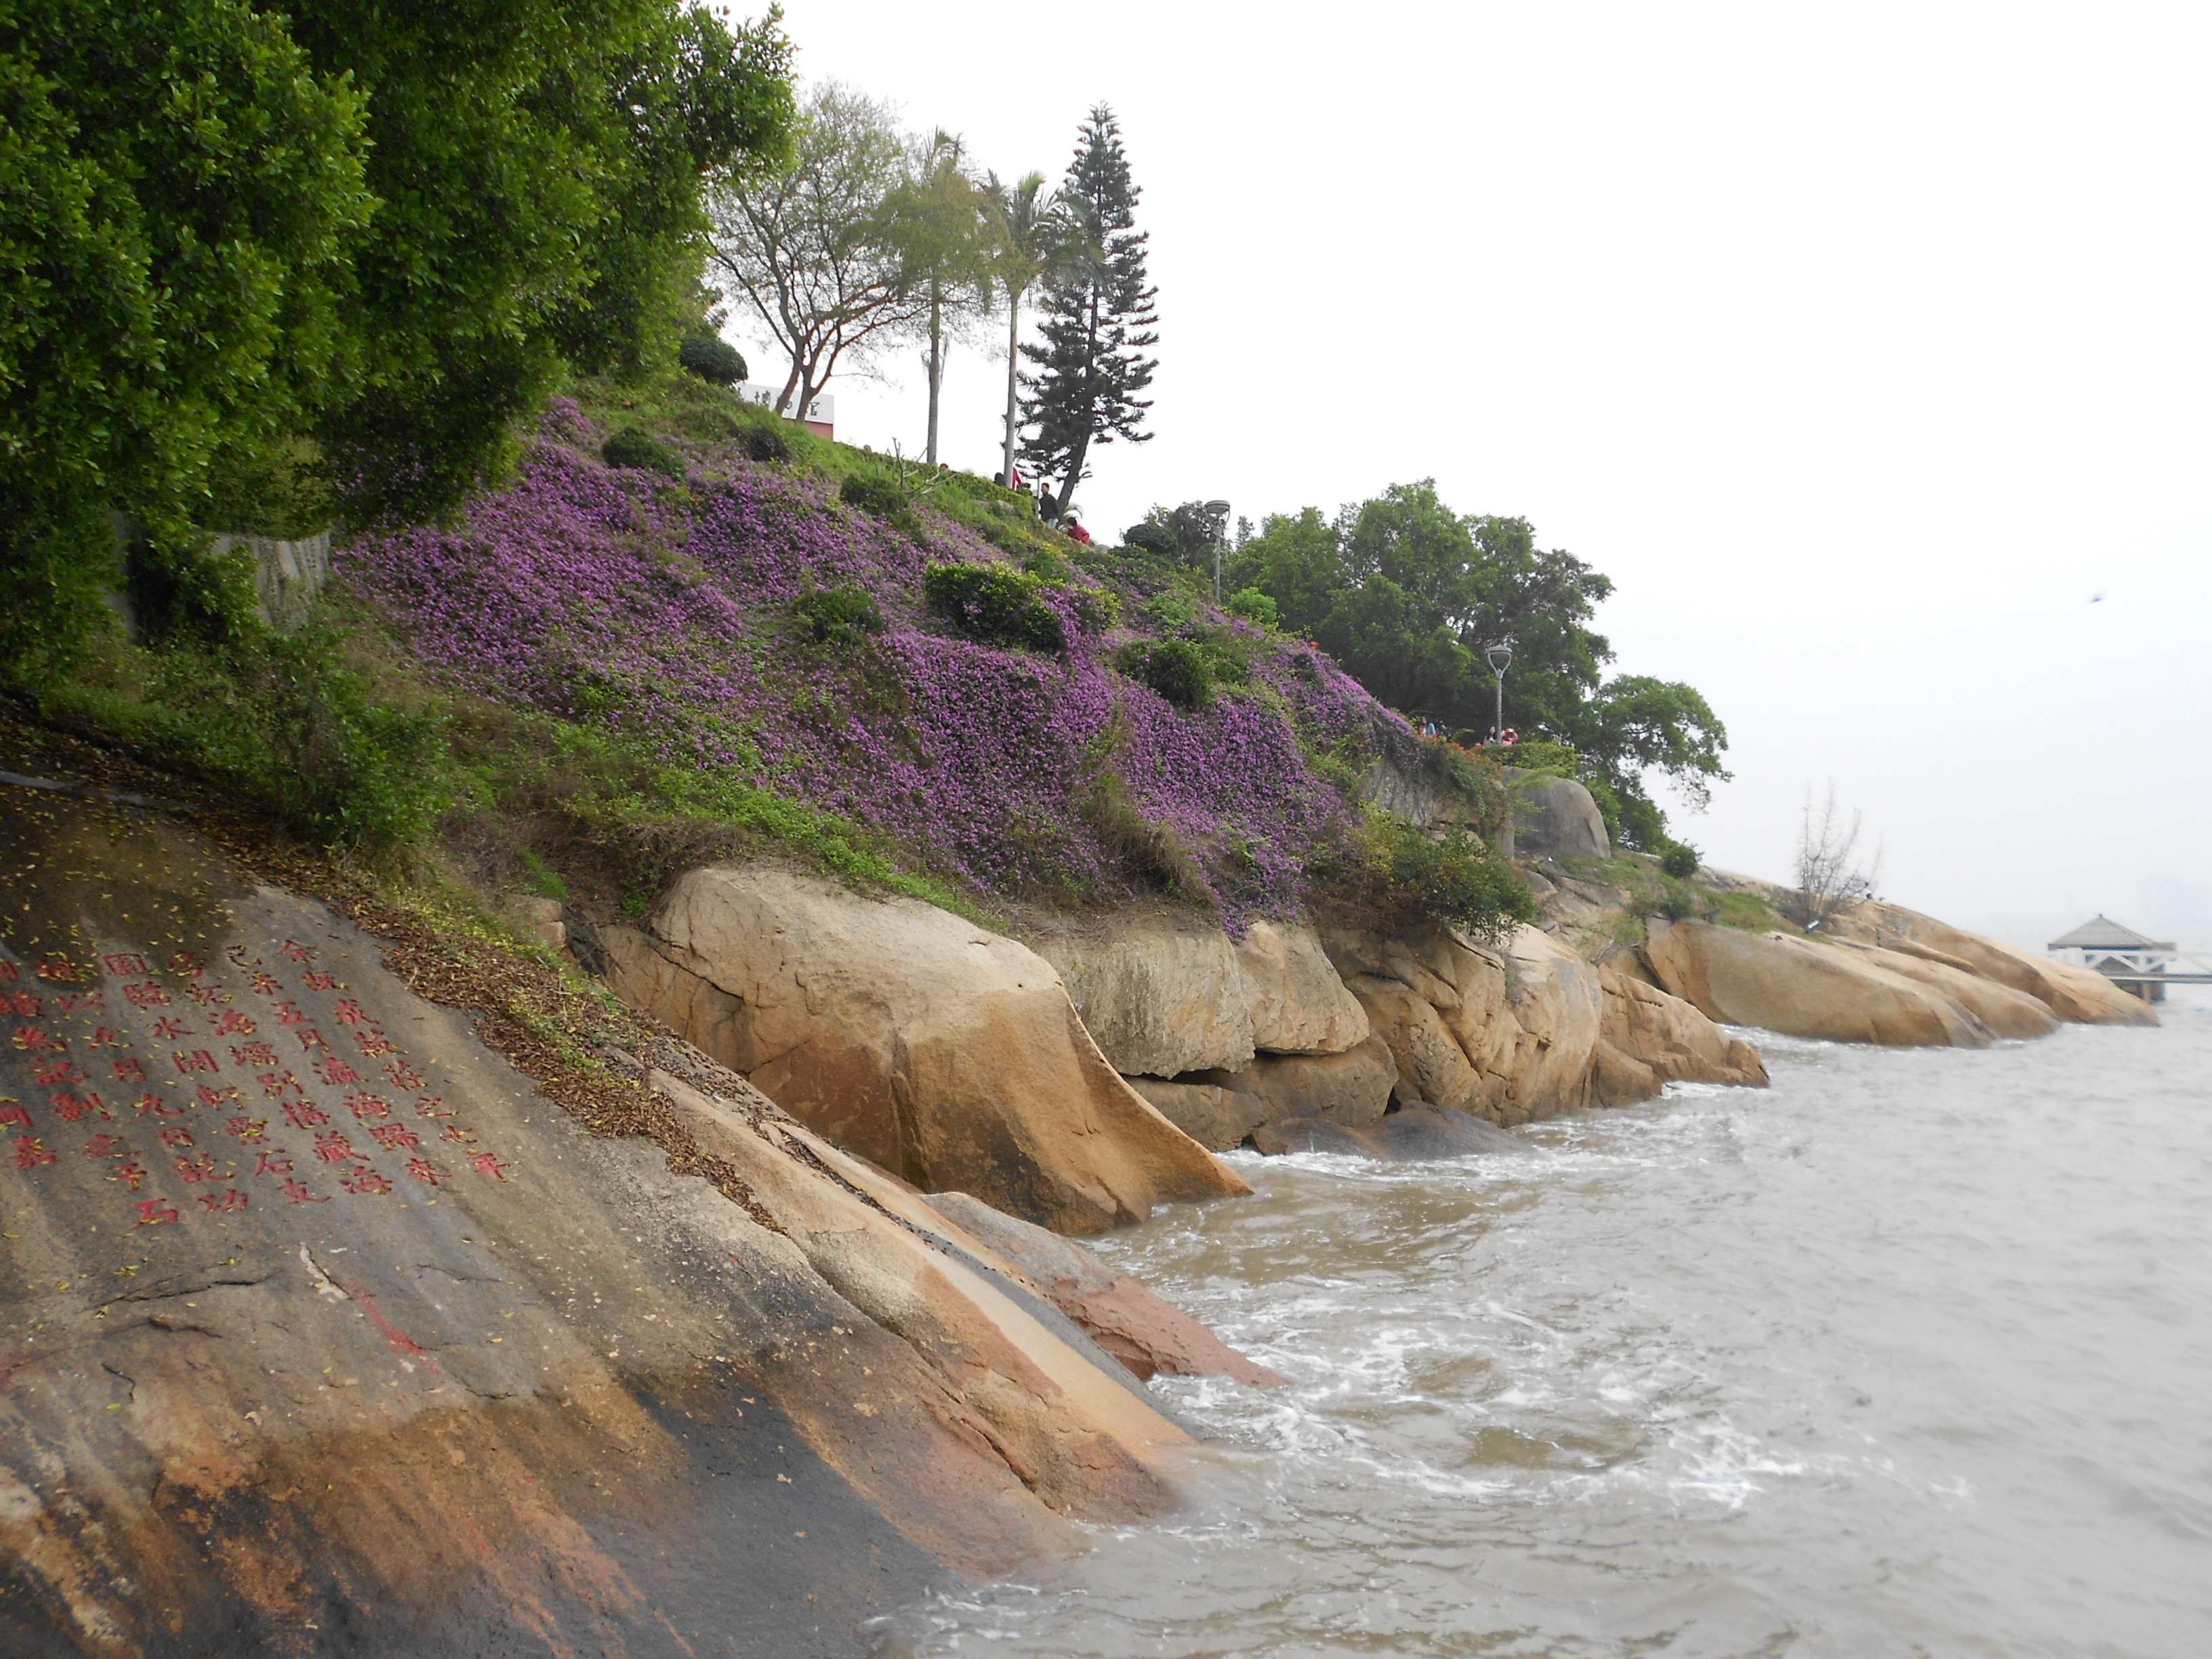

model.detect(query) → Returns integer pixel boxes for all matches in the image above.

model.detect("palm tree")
[981,171,1076,499]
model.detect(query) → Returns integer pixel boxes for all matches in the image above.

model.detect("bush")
[922,562,1065,653]
[1659,840,1701,879]
[1143,588,1198,632]
[1225,586,1278,628]
[601,427,682,476]
[1325,811,1536,943]
[1115,638,1212,710]
[678,329,746,386]
[840,470,909,518]
[790,584,884,647]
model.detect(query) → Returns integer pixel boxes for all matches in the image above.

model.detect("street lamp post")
[1485,642,1513,741]
[1205,499,1231,602]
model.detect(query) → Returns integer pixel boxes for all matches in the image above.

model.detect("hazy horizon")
[739,1,2210,937]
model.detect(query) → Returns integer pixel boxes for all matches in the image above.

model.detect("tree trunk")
[1001,286,1023,495]
[924,283,943,466]
[1048,293,1104,523]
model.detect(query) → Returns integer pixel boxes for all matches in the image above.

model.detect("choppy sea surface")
[874,990,2212,1658]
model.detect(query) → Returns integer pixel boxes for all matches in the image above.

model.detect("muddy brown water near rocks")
[878,996,2212,1658]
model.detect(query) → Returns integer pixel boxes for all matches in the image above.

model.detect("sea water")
[875,991,2212,1658]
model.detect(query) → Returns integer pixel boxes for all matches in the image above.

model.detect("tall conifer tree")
[1018,104,1158,521]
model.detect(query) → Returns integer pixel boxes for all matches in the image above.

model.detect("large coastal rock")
[1508,771,1612,861]
[603,867,1246,1235]
[1831,940,2060,1040]
[1595,967,1769,1104]
[1322,922,1607,1126]
[1641,918,1992,1046]
[1029,913,1368,1077]
[923,1191,1285,1389]
[1124,1076,1269,1152]
[1852,904,2158,1027]
[1193,1034,1399,1131]
[0,787,1200,1656]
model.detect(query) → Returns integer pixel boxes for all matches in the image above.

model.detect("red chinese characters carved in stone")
[166,951,205,976]
[136,1198,179,1226]
[3,991,41,1017]
[172,1153,221,1183]
[312,1130,360,1163]
[468,1152,510,1181]
[110,1057,146,1082]
[280,941,317,964]
[248,972,283,996]
[303,970,337,991]
[123,981,172,1009]
[108,1159,150,1191]
[226,945,262,969]
[129,1092,180,1118]
[383,1060,425,1091]
[55,991,105,1015]
[150,1017,191,1042]
[253,1149,294,1178]
[312,1057,358,1086]
[281,1101,330,1130]
[259,1071,305,1101]
[213,1010,257,1037]
[345,1093,392,1122]
[157,1126,194,1149]
[331,1000,370,1027]
[0,1102,30,1130]
[281,1176,328,1204]
[187,982,231,1007]
[171,1050,218,1075]
[37,958,82,983]
[231,1041,279,1068]
[82,1132,128,1158]
[103,954,151,977]
[85,1026,128,1048]
[340,1164,392,1196]
[51,1092,108,1122]
[274,1002,307,1027]
[354,1030,396,1056]
[369,1123,421,1151]
[194,1083,241,1110]
[12,1134,56,1169]
[227,1115,268,1141]
[197,1188,247,1214]
[294,1027,329,1052]
[414,1094,454,1119]
[12,1027,64,1053]
[405,1158,445,1186]
[31,1059,82,1086]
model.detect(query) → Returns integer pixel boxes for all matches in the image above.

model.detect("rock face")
[922,1191,1285,1389]
[1030,913,1368,1077]
[1322,922,1608,1126]
[1851,904,2158,1027]
[1830,940,2060,1040]
[0,790,1203,1656]
[603,867,1246,1235]
[1507,771,1612,861]
[1124,1076,1269,1152]
[1641,918,1992,1046]
[1597,967,1769,1103]
[1193,1035,1399,1132]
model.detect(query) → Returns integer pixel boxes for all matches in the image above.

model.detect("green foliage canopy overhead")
[1,0,794,667]
[1227,479,1727,842]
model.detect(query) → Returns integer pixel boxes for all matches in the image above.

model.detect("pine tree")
[1019,105,1159,522]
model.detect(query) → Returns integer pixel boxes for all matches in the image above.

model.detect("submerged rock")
[1192,1033,1399,1132]
[603,866,1247,1235]
[0,790,1201,1656]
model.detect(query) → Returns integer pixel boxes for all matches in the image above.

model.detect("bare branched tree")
[707,83,927,419]
[1793,781,1883,931]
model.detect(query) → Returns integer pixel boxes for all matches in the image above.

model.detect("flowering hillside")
[343,400,1438,930]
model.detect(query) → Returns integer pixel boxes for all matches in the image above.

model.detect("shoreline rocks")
[602,867,1246,1235]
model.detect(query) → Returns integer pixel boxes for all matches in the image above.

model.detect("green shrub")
[922,562,1065,653]
[1503,739,1579,777]
[1324,809,1535,943]
[1115,638,1212,710]
[601,427,682,476]
[677,329,746,386]
[1659,840,1701,878]
[1225,586,1278,628]
[840,470,909,518]
[790,583,884,647]
[1143,588,1197,632]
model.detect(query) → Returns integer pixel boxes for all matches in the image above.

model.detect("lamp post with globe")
[1485,643,1513,741]
[1204,499,1231,602]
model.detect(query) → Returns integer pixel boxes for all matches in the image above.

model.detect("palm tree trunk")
[924,283,943,466]
[1001,285,1023,496]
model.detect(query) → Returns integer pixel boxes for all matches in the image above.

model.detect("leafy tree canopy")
[1227,480,1727,843]
[1,0,794,667]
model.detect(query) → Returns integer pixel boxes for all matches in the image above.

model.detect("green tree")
[1227,482,1727,842]
[884,131,994,465]
[709,81,922,424]
[979,167,1070,493]
[289,0,794,523]
[1019,104,1157,521]
[0,0,371,665]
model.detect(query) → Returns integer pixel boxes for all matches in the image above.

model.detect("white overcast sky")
[739,1,2211,939]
